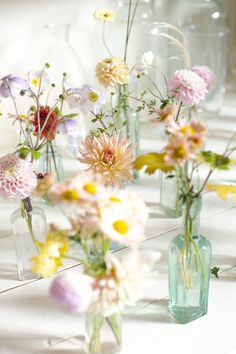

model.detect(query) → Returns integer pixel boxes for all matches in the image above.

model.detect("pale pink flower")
[0,154,37,200]
[78,133,134,187]
[165,119,207,164]
[168,69,208,106]
[192,65,216,91]
[153,104,178,124]
[50,272,93,313]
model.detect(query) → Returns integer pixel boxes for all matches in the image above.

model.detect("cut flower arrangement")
[31,169,161,354]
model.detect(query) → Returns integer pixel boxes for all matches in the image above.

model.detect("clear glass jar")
[39,142,64,181]
[11,198,47,281]
[168,196,212,323]
[159,171,182,218]
[177,0,229,115]
[85,311,122,354]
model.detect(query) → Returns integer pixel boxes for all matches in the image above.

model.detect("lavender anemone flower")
[58,119,77,134]
[0,75,27,98]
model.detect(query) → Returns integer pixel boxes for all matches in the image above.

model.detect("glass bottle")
[39,142,64,181]
[176,0,229,115]
[85,310,122,354]
[168,196,212,323]
[159,171,182,218]
[11,198,47,281]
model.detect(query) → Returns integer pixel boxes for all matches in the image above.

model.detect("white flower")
[99,205,144,245]
[27,69,50,93]
[64,88,81,109]
[90,250,161,316]
[134,51,154,74]
[78,84,106,115]
[93,9,116,22]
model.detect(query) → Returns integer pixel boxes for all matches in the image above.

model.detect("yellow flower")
[93,9,116,22]
[95,56,129,88]
[46,230,69,256]
[31,253,62,277]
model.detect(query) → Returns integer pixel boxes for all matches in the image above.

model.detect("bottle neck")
[182,196,202,239]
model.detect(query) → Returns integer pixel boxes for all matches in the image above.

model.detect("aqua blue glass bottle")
[168,196,212,323]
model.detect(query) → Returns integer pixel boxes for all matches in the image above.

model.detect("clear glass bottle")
[39,142,64,181]
[168,196,212,323]
[177,0,229,115]
[85,311,122,354]
[159,171,182,218]
[11,198,47,281]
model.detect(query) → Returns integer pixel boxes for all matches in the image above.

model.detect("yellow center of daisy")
[89,92,98,102]
[83,183,97,195]
[61,189,79,201]
[109,196,122,203]
[31,77,40,87]
[113,220,129,235]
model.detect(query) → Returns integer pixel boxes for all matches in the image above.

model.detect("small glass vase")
[168,196,212,323]
[11,198,47,281]
[85,311,122,354]
[159,171,182,218]
[39,142,64,181]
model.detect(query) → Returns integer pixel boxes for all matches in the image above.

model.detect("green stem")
[106,313,121,346]
[21,198,39,253]
[49,142,61,181]
[102,22,112,56]
[89,313,104,353]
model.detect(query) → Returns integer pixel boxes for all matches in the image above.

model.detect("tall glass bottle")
[39,142,64,182]
[159,171,182,218]
[11,198,47,281]
[168,196,212,323]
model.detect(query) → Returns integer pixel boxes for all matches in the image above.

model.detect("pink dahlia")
[192,65,216,91]
[168,69,208,106]
[0,154,37,200]
[78,133,134,187]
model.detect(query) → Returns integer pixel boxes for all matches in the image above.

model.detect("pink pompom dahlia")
[192,65,216,91]
[168,69,208,106]
[0,154,37,200]
[78,133,134,187]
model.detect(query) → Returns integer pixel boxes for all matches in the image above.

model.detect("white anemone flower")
[134,51,154,74]
[27,69,50,93]
[78,84,106,115]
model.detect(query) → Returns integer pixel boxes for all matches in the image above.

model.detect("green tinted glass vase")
[168,196,212,323]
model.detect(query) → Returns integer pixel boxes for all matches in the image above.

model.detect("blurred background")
[0,0,235,153]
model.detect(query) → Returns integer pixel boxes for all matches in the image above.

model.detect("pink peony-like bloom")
[78,133,134,187]
[50,272,93,313]
[0,154,37,200]
[192,65,216,91]
[168,69,208,106]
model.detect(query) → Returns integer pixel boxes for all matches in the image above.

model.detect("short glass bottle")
[168,196,212,323]
[85,310,122,354]
[11,197,47,281]
[159,171,182,218]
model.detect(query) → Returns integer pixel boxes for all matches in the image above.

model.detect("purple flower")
[50,272,93,313]
[58,119,77,134]
[192,65,216,91]
[0,75,27,98]
[168,69,208,106]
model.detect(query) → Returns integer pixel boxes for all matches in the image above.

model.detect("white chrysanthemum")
[90,250,161,316]
[93,9,116,22]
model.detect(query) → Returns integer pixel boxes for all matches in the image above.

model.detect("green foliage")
[199,151,231,170]
[211,266,220,278]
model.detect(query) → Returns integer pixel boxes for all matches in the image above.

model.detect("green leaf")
[54,106,60,115]
[211,266,220,278]
[17,147,30,159]
[199,151,231,170]
[133,152,174,174]
[31,150,41,160]
[62,113,78,119]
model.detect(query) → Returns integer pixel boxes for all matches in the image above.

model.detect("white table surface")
[1,97,236,354]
